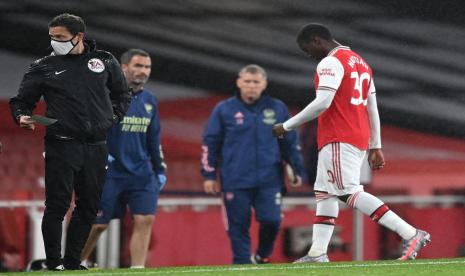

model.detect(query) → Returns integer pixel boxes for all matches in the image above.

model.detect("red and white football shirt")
[315,46,375,150]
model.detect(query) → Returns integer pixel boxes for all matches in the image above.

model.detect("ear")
[76,32,85,41]
[262,79,268,90]
[121,64,129,73]
[236,77,241,88]
[312,36,323,46]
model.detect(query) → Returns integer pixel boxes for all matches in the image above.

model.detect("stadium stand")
[1,0,465,135]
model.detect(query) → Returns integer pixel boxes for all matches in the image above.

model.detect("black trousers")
[42,139,107,269]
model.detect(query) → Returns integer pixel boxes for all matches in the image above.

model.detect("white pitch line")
[36,260,465,276]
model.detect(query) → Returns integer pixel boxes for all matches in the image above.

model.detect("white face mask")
[51,35,78,55]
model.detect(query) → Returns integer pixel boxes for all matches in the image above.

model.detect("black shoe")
[26,258,67,271]
[26,259,64,271]
[64,264,88,270]
[50,265,65,271]
[26,259,46,271]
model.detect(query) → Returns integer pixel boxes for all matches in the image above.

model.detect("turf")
[5,258,465,275]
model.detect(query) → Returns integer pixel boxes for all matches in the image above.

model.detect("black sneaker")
[50,265,65,271]
[26,258,67,271]
[26,259,65,271]
[64,264,88,270]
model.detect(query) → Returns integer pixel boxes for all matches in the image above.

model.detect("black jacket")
[10,40,131,142]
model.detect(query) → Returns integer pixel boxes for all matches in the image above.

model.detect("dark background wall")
[1,0,464,137]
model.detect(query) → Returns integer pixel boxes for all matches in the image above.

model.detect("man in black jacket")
[9,13,131,271]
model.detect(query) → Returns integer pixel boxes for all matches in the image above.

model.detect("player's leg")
[223,189,253,264]
[80,176,125,265]
[309,194,338,258]
[342,191,416,239]
[336,143,430,260]
[64,143,107,270]
[294,193,337,263]
[42,140,81,270]
[130,215,155,268]
[252,186,282,263]
[294,144,337,263]
[127,174,160,268]
[80,224,109,265]
[341,191,430,259]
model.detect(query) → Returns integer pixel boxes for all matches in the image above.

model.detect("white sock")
[378,211,416,240]
[308,195,339,257]
[130,265,145,269]
[350,192,416,240]
[309,224,334,257]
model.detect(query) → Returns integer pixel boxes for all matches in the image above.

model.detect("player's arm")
[147,100,168,189]
[9,60,45,130]
[281,90,335,131]
[366,82,385,170]
[107,54,132,122]
[201,105,224,195]
[272,56,344,137]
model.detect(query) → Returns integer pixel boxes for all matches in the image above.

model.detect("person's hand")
[158,174,167,191]
[204,180,220,195]
[272,123,286,138]
[19,115,35,130]
[368,148,385,170]
[285,163,302,187]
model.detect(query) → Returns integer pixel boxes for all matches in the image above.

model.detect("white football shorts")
[314,142,366,196]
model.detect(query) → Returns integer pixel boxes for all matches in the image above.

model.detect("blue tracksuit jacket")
[106,89,166,178]
[201,94,303,190]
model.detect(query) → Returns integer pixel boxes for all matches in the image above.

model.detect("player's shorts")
[95,174,160,224]
[314,142,366,196]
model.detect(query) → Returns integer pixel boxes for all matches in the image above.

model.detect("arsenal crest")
[262,108,276,125]
[144,103,153,113]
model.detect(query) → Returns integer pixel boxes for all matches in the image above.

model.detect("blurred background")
[1,0,465,271]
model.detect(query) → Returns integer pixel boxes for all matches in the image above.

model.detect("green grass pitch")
[5,258,465,275]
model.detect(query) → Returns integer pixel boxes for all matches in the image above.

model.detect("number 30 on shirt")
[350,72,370,106]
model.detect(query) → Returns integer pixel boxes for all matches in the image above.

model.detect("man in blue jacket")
[80,49,166,268]
[201,64,304,264]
